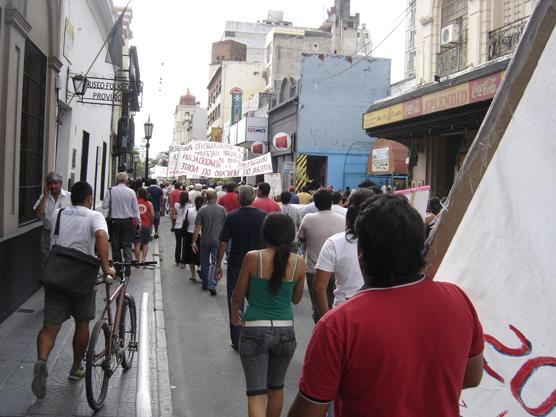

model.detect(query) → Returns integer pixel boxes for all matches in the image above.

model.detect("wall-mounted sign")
[363,70,505,129]
[272,132,291,152]
[74,76,142,108]
[251,141,267,155]
[371,147,390,172]
[230,87,243,125]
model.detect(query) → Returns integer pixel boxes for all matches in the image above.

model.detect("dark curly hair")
[345,188,375,240]
[355,193,426,288]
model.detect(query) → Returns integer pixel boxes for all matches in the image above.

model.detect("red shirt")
[137,198,153,228]
[218,191,240,213]
[299,278,484,417]
[169,189,181,207]
[252,197,280,214]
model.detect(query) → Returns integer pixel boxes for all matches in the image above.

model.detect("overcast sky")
[114,0,408,155]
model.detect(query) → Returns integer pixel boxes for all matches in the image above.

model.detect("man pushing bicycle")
[32,181,116,399]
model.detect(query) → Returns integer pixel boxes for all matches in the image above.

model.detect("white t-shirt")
[316,232,364,307]
[185,207,198,233]
[50,206,108,256]
[174,202,191,230]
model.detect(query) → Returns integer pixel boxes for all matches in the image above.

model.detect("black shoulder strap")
[54,208,65,237]
[108,187,112,214]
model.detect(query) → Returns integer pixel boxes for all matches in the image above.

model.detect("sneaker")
[210,289,217,296]
[154,234,159,239]
[31,360,48,399]
[68,366,86,380]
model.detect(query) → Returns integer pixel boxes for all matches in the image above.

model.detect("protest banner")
[394,185,430,219]
[426,5,556,415]
[264,173,282,198]
[172,151,273,178]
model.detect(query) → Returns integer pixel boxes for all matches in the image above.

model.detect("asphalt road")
[157,217,315,417]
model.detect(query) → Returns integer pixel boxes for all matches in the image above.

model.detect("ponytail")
[268,244,290,295]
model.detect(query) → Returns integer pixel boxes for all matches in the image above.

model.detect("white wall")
[57,0,115,206]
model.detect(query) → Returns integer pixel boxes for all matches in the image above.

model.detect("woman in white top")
[314,188,375,317]
[174,191,190,266]
[179,195,203,281]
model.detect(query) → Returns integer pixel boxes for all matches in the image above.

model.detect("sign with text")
[230,87,243,125]
[363,71,505,129]
[75,76,130,106]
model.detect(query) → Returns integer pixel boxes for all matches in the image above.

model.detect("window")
[80,131,90,181]
[19,39,46,225]
[225,30,236,37]
[71,149,77,168]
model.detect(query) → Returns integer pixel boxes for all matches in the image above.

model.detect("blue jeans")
[227,264,244,347]
[200,241,218,290]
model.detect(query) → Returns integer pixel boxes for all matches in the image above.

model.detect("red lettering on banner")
[485,324,532,357]
[510,356,556,416]
[484,359,505,383]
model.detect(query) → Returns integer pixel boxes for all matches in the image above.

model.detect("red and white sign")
[272,132,291,152]
[251,141,267,155]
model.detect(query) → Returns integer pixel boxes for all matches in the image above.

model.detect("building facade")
[206,60,266,141]
[269,54,391,191]
[363,0,535,197]
[0,0,135,321]
[173,90,207,145]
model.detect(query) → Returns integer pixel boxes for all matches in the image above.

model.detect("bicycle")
[85,260,157,410]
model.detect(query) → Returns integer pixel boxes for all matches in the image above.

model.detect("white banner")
[394,185,430,219]
[436,23,556,416]
[170,151,273,178]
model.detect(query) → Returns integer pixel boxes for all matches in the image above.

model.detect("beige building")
[364,0,535,197]
[173,90,207,145]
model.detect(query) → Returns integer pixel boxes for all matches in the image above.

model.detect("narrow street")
[157,216,315,417]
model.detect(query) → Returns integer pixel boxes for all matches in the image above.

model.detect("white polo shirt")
[33,189,72,230]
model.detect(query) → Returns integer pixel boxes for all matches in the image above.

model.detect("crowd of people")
[31,171,482,417]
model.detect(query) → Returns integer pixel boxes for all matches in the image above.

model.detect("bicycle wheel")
[120,295,137,370]
[85,320,110,410]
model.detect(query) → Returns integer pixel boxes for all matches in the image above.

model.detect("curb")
[152,239,173,417]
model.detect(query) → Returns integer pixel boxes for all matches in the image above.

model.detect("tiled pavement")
[0,241,172,417]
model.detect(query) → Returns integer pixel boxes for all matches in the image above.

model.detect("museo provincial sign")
[363,71,505,129]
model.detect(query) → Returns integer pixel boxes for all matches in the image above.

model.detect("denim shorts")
[239,326,297,396]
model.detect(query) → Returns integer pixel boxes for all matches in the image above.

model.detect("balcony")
[436,43,467,77]
[488,17,528,60]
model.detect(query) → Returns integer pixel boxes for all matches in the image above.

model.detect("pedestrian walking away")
[297,188,345,322]
[173,190,191,266]
[231,212,305,417]
[169,182,182,232]
[288,194,484,417]
[182,196,203,281]
[33,172,72,265]
[218,182,241,213]
[216,185,267,349]
[32,181,116,400]
[135,187,155,263]
[192,189,226,295]
[102,172,141,277]
[147,179,163,238]
[313,188,375,316]
[253,182,281,213]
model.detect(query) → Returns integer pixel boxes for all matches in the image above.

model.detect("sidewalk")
[0,240,172,417]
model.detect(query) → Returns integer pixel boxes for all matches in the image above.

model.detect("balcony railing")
[437,42,467,77]
[488,17,528,60]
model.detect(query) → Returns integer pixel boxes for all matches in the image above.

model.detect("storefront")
[363,59,509,197]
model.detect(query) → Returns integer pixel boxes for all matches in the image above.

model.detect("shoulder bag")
[40,209,101,298]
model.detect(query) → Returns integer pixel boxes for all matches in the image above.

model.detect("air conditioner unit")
[441,24,460,46]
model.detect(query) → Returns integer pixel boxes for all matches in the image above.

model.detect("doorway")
[307,156,327,189]
[80,131,90,181]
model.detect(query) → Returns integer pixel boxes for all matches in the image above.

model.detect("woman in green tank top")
[231,212,306,417]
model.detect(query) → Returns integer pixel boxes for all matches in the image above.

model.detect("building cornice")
[49,56,64,72]
[5,7,32,36]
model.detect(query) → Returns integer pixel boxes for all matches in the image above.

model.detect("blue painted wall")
[297,54,391,189]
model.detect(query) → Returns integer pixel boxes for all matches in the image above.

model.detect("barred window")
[19,39,46,225]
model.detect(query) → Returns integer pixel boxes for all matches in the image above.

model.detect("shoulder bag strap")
[291,254,299,281]
[108,187,112,216]
[53,208,65,242]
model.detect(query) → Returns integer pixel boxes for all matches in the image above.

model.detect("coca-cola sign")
[469,73,503,103]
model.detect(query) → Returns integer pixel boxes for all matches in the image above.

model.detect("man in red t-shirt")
[169,182,182,232]
[288,194,484,417]
[252,182,280,213]
[218,182,240,213]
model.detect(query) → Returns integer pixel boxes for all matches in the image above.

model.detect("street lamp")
[72,74,88,97]
[143,116,154,179]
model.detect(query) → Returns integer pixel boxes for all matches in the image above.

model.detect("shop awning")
[363,59,510,140]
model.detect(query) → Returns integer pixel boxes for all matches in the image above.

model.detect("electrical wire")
[312,5,412,82]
